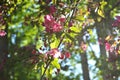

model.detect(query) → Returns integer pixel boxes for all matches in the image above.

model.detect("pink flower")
[44,14,54,23]
[49,5,56,14]
[65,52,71,58]
[116,16,120,22]
[46,48,61,58]
[44,14,63,33]
[68,21,73,27]
[109,46,114,52]
[112,20,120,27]
[59,15,66,23]
[44,14,55,32]
[59,53,64,59]
[105,42,111,51]
[52,22,62,32]
[0,30,6,37]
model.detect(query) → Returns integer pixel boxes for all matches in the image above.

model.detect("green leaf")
[100,1,107,10]
[66,33,74,41]
[97,9,105,18]
[70,26,80,32]
[51,58,60,69]
[87,29,93,35]
[36,39,43,49]
[41,65,45,75]
[46,67,52,80]
[75,15,85,21]
[50,38,60,48]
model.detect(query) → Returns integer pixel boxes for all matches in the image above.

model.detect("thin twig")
[40,58,52,80]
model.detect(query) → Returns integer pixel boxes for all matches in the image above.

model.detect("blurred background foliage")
[0,0,120,80]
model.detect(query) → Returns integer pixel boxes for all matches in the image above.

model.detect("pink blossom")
[44,14,63,33]
[105,42,111,51]
[44,14,55,32]
[112,20,120,27]
[59,15,66,23]
[109,46,114,52]
[44,14,54,23]
[65,52,71,58]
[46,48,61,58]
[116,16,120,22]
[68,21,73,27]
[59,53,64,59]
[49,5,56,14]
[52,22,62,32]
[0,30,6,37]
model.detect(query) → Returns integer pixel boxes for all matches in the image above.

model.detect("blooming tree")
[0,0,120,80]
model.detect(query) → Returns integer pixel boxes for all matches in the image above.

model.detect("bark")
[0,1,9,79]
[80,52,90,80]
[0,31,8,80]
[96,20,108,80]
[78,31,90,80]
[95,17,118,80]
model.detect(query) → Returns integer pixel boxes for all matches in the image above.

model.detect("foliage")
[0,0,120,80]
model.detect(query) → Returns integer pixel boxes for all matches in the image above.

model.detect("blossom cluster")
[105,41,119,62]
[105,41,115,54]
[43,5,66,33]
[0,30,6,37]
[32,48,71,59]
[102,35,120,62]
[46,48,71,59]
[98,36,120,62]
[44,14,63,33]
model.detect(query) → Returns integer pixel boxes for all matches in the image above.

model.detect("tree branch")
[40,1,81,80]
[40,58,52,80]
